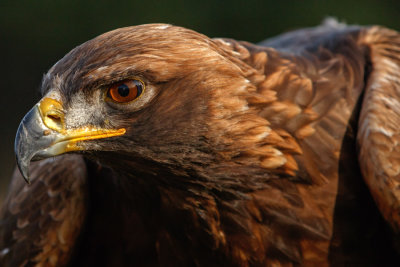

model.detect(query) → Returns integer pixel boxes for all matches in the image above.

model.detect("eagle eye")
[106,79,144,103]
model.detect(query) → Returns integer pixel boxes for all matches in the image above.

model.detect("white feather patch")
[0,248,9,257]
[154,25,170,30]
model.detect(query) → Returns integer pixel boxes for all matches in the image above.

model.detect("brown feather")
[2,22,400,266]
[0,155,87,267]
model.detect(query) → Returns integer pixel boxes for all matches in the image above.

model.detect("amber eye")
[107,79,144,103]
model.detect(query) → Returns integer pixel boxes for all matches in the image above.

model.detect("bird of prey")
[1,20,400,266]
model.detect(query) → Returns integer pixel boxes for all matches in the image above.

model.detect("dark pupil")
[117,84,130,97]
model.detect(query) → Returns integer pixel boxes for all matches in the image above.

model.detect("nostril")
[43,111,65,131]
[38,98,65,132]
[47,114,61,122]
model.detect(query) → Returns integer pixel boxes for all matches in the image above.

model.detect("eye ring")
[106,79,145,103]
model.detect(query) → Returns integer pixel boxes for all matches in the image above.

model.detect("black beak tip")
[14,106,39,185]
[15,155,31,184]
[14,104,60,185]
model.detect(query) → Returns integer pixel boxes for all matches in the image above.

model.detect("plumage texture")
[2,20,400,266]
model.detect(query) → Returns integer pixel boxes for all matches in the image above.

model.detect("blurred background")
[1,0,400,199]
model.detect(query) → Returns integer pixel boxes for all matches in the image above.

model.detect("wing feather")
[357,26,400,232]
[0,154,87,267]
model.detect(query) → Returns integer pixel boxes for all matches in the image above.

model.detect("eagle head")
[15,24,262,183]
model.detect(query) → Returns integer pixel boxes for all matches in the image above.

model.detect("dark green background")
[1,0,399,198]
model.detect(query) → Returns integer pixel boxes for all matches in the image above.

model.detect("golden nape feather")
[1,21,400,266]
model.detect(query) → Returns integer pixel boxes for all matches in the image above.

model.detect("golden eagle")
[1,20,400,266]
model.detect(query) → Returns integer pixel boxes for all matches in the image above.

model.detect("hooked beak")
[15,97,126,183]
